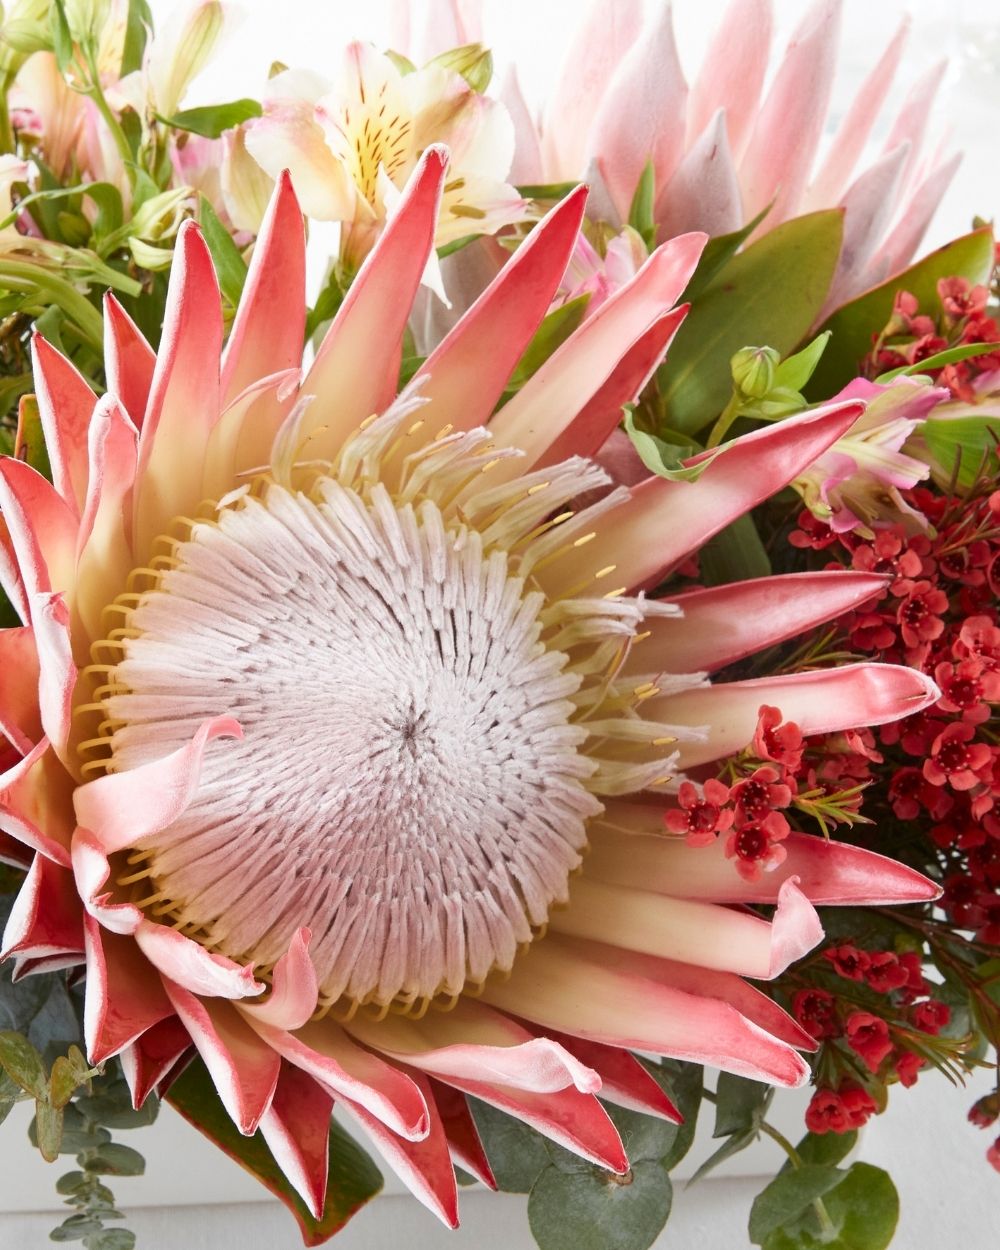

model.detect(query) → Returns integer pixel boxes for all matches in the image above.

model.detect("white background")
[1,1,998,1246]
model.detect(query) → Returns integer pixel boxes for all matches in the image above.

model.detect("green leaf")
[384,50,416,75]
[780,1130,858,1174]
[164,99,263,139]
[503,295,589,397]
[198,194,248,309]
[661,210,843,434]
[688,1128,758,1183]
[74,1083,159,1131]
[167,1058,382,1246]
[874,339,999,382]
[14,394,52,480]
[49,0,73,72]
[86,1143,145,1177]
[807,226,996,399]
[32,1104,112,1154]
[469,1098,550,1193]
[121,0,152,77]
[679,204,772,304]
[628,160,656,250]
[697,512,772,585]
[56,1171,88,1196]
[36,1099,65,1162]
[0,1030,49,1099]
[623,410,718,480]
[657,1061,702,1170]
[427,43,492,92]
[82,1230,135,1250]
[713,1073,773,1139]
[50,1213,105,1242]
[516,182,580,200]
[528,1161,672,1250]
[763,1163,899,1250]
[749,1165,845,1244]
[922,415,1000,491]
[49,1055,84,1110]
[605,1103,680,1165]
[436,232,480,260]
[773,332,831,391]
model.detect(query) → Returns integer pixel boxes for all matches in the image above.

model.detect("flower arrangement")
[0,2,995,1249]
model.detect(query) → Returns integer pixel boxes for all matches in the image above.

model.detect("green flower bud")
[731,345,779,399]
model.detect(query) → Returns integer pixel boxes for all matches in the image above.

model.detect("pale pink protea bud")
[0,154,940,1230]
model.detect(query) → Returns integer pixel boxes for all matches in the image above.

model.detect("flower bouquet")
[0,1,996,1248]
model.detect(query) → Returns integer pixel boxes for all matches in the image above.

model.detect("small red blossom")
[969,1093,1000,1129]
[805,1089,851,1135]
[664,779,734,847]
[840,1082,878,1127]
[753,705,804,772]
[792,989,840,1041]
[911,1000,951,1035]
[823,944,871,982]
[845,1011,894,1072]
[923,723,993,791]
[897,951,928,998]
[897,580,948,648]
[894,1050,925,1088]
[988,1137,1000,1174]
[865,951,910,994]
[731,766,792,823]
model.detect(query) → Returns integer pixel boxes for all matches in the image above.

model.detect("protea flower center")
[82,405,679,1015]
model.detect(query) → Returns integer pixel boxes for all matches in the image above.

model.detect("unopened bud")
[731,345,779,399]
[969,1092,1000,1129]
[427,43,493,93]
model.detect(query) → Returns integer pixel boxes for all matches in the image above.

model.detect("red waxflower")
[969,1093,1000,1129]
[912,1000,951,1036]
[865,952,910,994]
[897,581,948,649]
[724,823,788,881]
[934,660,992,722]
[753,706,804,772]
[824,944,871,982]
[664,779,734,846]
[805,1089,850,1135]
[731,766,792,822]
[840,1082,878,1127]
[894,1050,925,1088]
[792,989,840,1040]
[923,723,993,791]
[897,952,928,998]
[845,1011,894,1072]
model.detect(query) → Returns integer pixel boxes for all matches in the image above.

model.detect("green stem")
[0,261,104,351]
[759,1120,837,1237]
[706,393,743,449]
[82,49,137,188]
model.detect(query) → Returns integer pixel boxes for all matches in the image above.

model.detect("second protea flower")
[0,150,940,1234]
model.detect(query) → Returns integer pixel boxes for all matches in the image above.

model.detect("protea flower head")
[503,0,958,314]
[0,148,941,1231]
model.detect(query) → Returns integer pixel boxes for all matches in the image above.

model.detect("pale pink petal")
[881,59,947,190]
[31,592,75,762]
[201,369,299,502]
[221,171,306,408]
[71,828,143,934]
[239,928,317,1030]
[31,335,96,516]
[537,306,689,469]
[258,1062,334,1220]
[0,458,78,599]
[244,100,357,221]
[246,1016,429,1141]
[587,817,941,906]
[489,234,706,473]
[539,399,864,596]
[501,66,543,186]
[739,0,842,225]
[404,0,484,62]
[0,738,74,866]
[817,143,910,318]
[346,999,602,1095]
[657,110,742,238]
[625,570,887,676]
[103,294,156,430]
[134,219,223,554]
[120,1015,191,1108]
[871,153,962,280]
[2,851,82,961]
[657,662,939,769]
[541,0,644,181]
[0,626,42,752]
[481,934,809,1087]
[298,146,447,457]
[427,1079,496,1190]
[162,979,280,1135]
[687,0,773,156]
[806,18,908,207]
[0,518,28,622]
[340,1071,458,1228]
[74,396,139,640]
[73,715,242,854]
[409,185,587,433]
[587,3,688,221]
[83,915,173,1062]
[134,921,263,999]
[536,1032,682,1122]
[549,876,822,980]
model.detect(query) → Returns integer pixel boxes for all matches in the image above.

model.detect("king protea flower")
[503,0,957,315]
[0,149,940,1232]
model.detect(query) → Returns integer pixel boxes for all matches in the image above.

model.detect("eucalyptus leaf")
[658,1060,702,1170]
[85,1143,146,1177]
[760,1163,899,1250]
[83,1229,136,1250]
[661,210,843,434]
[36,1099,65,1162]
[0,1030,48,1099]
[749,1164,845,1244]
[164,99,263,139]
[779,1130,858,1174]
[807,226,996,399]
[469,1098,550,1193]
[687,1127,758,1183]
[713,1073,773,1139]
[528,1160,672,1250]
[605,1103,682,1165]
[50,1213,104,1242]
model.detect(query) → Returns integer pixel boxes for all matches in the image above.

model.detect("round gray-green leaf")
[528,1161,672,1250]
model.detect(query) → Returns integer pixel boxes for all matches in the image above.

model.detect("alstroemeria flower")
[499,0,957,312]
[792,377,946,536]
[0,153,940,1231]
[244,42,526,276]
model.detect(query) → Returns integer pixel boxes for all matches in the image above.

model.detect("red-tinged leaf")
[167,1058,383,1246]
